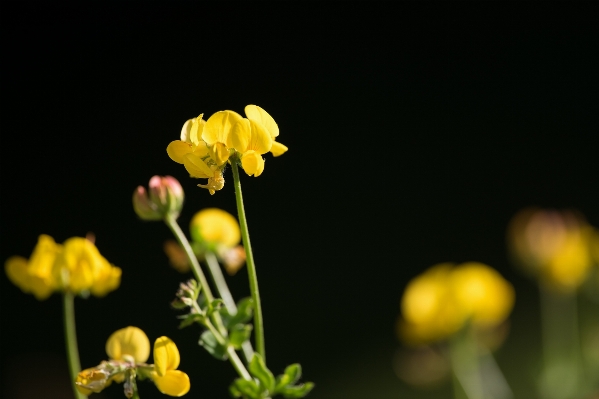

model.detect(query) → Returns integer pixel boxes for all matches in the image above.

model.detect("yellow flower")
[166,105,287,192]
[398,262,514,345]
[508,208,595,291]
[106,326,151,364]
[5,235,60,300]
[190,208,241,248]
[152,337,190,397]
[5,235,121,299]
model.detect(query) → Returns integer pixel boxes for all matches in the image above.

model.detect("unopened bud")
[133,176,184,220]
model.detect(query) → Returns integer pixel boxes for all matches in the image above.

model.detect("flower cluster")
[508,208,598,292]
[398,262,515,345]
[76,326,190,397]
[167,105,287,194]
[4,234,121,300]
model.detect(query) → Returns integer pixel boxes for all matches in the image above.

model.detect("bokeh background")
[1,3,598,399]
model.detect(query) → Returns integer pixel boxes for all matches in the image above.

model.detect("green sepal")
[280,382,315,398]
[229,324,253,349]
[274,374,291,393]
[206,298,224,316]
[283,364,302,385]
[249,353,275,394]
[178,313,205,329]
[229,378,260,398]
[199,330,228,360]
[224,297,254,329]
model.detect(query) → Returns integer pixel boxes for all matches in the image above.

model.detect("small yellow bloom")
[76,367,110,395]
[399,262,514,345]
[508,208,595,292]
[5,235,121,299]
[152,337,190,397]
[190,208,241,248]
[167,105,287,191]
[106,326,151,364]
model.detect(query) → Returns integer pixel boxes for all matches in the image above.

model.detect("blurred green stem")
[539,285,581,399]
[164,214,227,335]
[62,292,86,399]
[205,250,255,363]
[231,159,266,361]
[449,325,485,399]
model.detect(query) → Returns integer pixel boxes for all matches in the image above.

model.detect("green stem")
[62,292,86,399]
[164,214,227,335]
[205,250,255,363]
[449,325,485,399]
[194,303,252,381]
[231,160,265,361]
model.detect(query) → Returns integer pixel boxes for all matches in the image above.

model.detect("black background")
[1,3,598,399]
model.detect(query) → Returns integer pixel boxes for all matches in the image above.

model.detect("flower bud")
[133,176,184,220]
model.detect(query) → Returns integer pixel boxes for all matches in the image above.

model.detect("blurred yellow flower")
[106,326,151,363]
[152,336,190,397]
[4,235,121,300]
[167,105,287,191]
[190,208,241,248]
[399,262,514,345]
[508,208,595,292]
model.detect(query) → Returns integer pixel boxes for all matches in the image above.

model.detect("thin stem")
[164,214,227,335]
[205,250,255,363]
[231,160,265,360]
[62,292,86,399]
[193,303,252,381]
[449,325,485,399]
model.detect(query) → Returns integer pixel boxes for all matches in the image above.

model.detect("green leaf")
[206,298,224,316]
[178,313,205,329]
[249,353,275,394]
[274,374,291,393]
[230,378,260,398]
[199,330,228,360]
[284,364,302,385]
[281,382,315,398]
[229,324,253,349]
[226,297,254,328]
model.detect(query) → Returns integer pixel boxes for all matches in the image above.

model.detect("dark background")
[1,3,598,399]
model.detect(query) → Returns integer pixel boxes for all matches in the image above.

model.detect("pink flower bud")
[133,176,184,220]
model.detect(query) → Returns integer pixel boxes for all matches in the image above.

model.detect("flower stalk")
[205,250,255,363]
[63,292,86,399]
[231,159,266,361]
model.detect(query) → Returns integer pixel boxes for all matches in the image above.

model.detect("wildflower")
[134,176,184,220]
[189,208,246,274]
[399,262,514,345]
[508,208,595,292]
[77,326,190,397]
[4,235,121,300]
[167,105,287,193]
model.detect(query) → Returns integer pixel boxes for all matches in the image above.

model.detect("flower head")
[167,105,287,193]
[398,262,514,345]
[5,235,121,300]
[77,327,190,397]
[134,176,184,220]
[508,208,596,292]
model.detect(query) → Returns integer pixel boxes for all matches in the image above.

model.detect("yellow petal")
[153,370,190,397]
[270,141,288,157]
[202,110,243,146]
[190,208,241,247]
[154,336,180,376]
[183,154,213,178]
[188,115,205,147]
[247,120,272,154]
[167,141,193,164]
[241,151,265,177]
[245,105,279,138]
[106,326,150,363]
[90,263,122,297]
[229,118,251,153]
[5,256,30,292]
[180,119,192,143]
[208,142,231,166]
[55,237,102,293]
